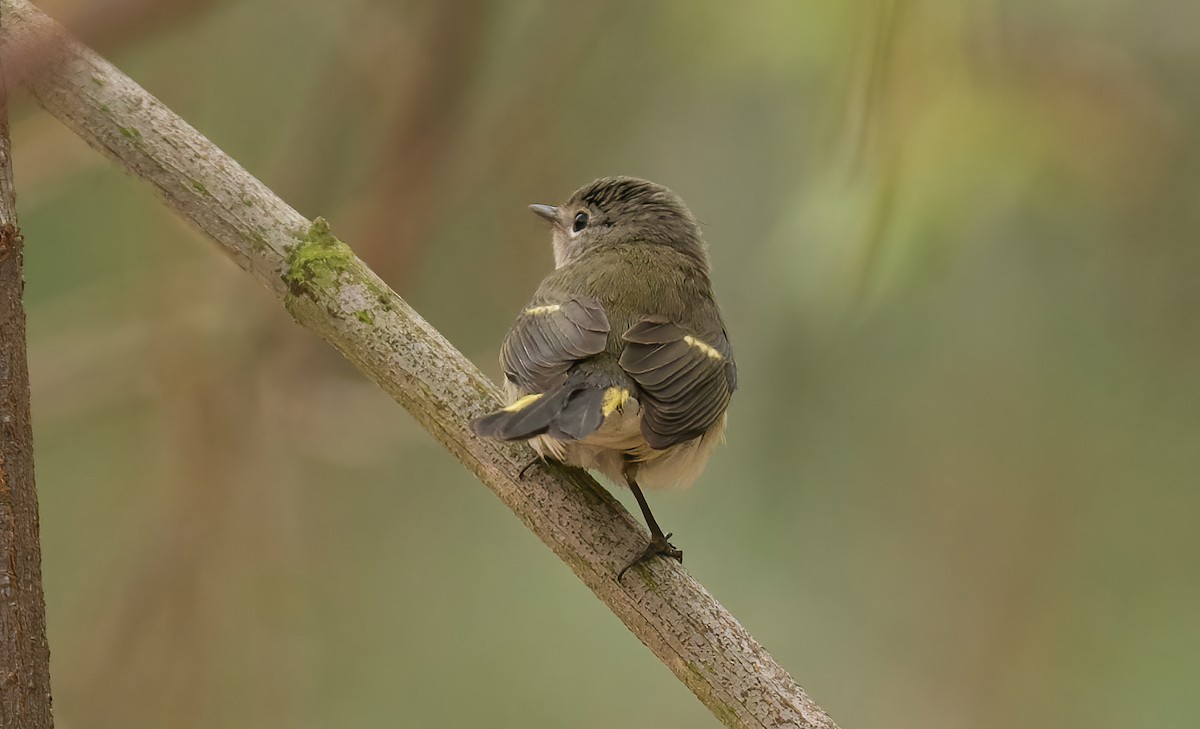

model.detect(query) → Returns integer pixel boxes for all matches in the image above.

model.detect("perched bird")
[472,177,736,577]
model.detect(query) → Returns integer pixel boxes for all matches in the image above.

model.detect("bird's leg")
[618,465,683,580]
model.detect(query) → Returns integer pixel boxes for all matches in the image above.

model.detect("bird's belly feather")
[529,401,725,491]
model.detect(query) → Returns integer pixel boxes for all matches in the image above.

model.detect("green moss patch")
[283,217,358,298]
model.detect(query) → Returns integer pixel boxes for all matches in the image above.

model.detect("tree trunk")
[0,11,55,722]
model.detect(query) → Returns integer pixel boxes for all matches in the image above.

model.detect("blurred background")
[13,0,1200,727]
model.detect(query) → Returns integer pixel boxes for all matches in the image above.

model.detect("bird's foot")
[617,532,683,581]
[517,457,542,480]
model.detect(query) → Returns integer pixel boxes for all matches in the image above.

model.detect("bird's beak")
[529,204,559,224]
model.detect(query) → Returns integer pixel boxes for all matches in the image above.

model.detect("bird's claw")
[617,532,683,581]
[517,458,541,480]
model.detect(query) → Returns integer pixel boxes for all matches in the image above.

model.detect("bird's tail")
[471,380,629,443]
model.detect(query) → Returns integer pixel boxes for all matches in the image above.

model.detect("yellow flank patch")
[601,387,630,417]
[683,334,723,361]
[503,393,543,412]
[524,304,561,316]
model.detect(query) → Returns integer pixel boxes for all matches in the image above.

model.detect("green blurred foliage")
[14,0,1200,727]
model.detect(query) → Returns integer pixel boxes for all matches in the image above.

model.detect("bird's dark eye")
[572,212,589,233]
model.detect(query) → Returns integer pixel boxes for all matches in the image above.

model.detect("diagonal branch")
[0,2,837,727]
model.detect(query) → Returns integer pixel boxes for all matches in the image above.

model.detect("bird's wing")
[499,296,610,393]
[619,317,736,449]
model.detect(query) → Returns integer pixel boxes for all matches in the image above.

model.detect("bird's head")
[530,176,706,269]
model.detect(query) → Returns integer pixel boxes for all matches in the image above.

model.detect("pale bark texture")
[0,4,54,725]
[0,2,837,727]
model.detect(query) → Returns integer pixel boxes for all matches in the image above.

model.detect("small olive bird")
[471,177,736,577]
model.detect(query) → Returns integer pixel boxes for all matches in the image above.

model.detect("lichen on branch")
[283,217,355,297]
